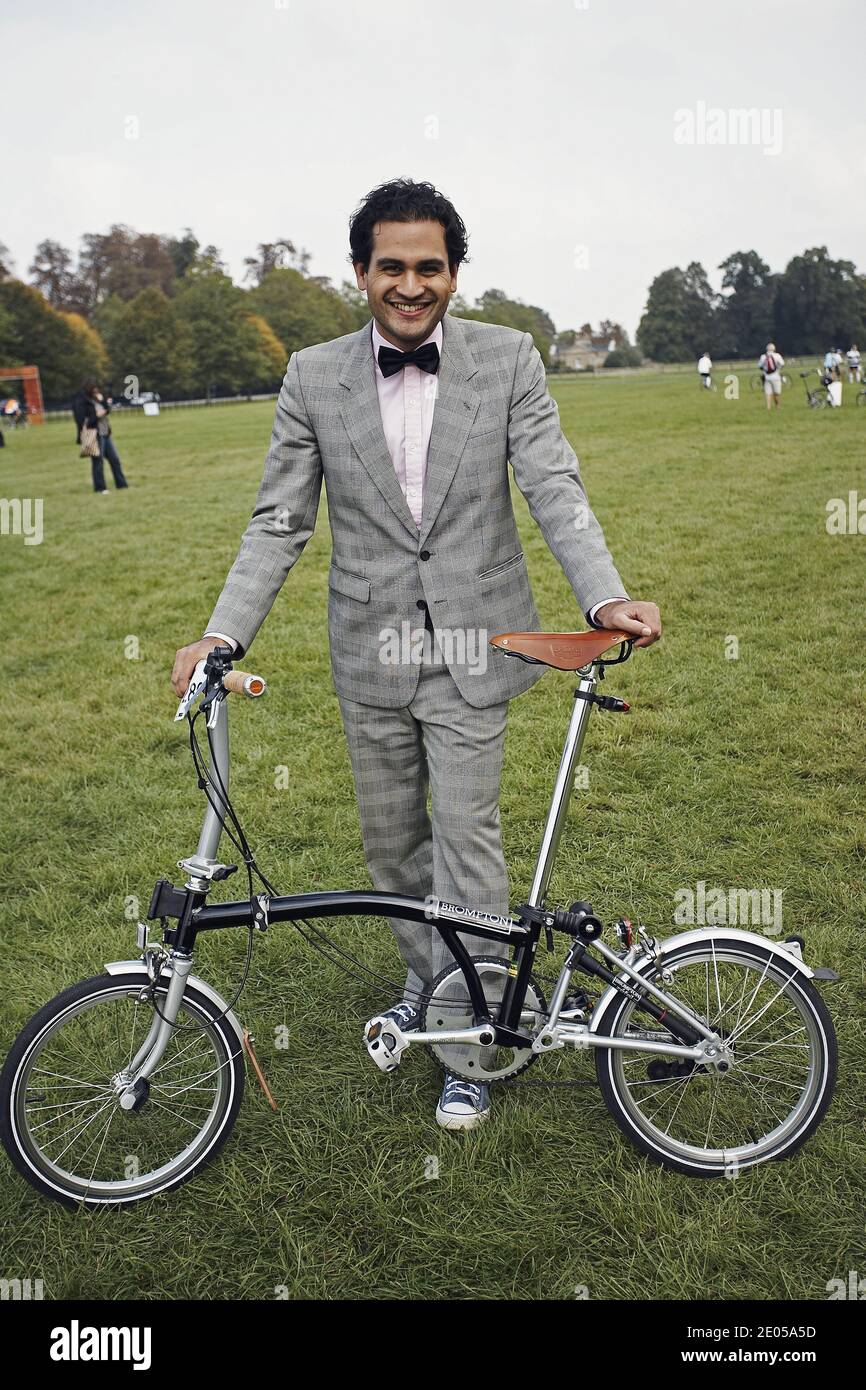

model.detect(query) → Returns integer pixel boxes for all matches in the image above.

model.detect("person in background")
[73,381,129,493]
[823,348,838,380]
[758,342,785,412]
[697,351,713,389]
[846,345,861,384]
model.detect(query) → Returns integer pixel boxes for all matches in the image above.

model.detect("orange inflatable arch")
[0,365,44,424]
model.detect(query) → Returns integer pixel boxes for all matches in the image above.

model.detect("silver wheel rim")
[608,947,828,1169]
[11,983,238,1202]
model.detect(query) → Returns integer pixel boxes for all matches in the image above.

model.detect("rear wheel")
[595,939,836,1177]
[0,972,245,1206]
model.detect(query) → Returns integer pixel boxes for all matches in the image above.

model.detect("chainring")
[420,956,547,1083]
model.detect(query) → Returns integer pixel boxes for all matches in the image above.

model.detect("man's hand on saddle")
[593,599,661,649]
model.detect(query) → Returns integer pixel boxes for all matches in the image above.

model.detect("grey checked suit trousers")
[337,631,511,1001]
[206,313,627,1002]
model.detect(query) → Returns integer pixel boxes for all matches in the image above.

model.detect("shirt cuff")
[586,598,629,628]
[203,632,239,653]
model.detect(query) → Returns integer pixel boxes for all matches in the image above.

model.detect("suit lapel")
[418,314,481,546]
[338,313,481,545]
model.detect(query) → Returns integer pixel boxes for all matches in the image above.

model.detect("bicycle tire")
[0,972,245,1207]
[594,938,836,1178]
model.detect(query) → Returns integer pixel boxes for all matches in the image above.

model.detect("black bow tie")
[377,341,440,378]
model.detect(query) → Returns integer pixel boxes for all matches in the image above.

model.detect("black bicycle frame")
[159,889,541,1042]
[153,641,700,1049]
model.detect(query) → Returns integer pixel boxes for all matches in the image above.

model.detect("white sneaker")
[436,1074,490,1131]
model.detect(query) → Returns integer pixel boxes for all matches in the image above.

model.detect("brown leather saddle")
[489,629,630,670]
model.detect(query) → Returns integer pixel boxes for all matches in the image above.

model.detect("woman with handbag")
[73,381,129,493]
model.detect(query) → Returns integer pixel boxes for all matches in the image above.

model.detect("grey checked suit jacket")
[207,313,627,709]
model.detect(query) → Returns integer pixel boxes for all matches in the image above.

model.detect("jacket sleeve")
[506,332,628,620]
[205,352,323,656]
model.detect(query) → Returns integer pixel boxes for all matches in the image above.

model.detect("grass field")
[0,367,863,1301]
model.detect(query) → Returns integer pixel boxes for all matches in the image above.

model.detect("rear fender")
[589,927,815,1034]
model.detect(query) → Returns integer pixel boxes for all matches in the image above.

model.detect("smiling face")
[354,219,458,350]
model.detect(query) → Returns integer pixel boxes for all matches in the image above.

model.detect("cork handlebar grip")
[222,670,267,698]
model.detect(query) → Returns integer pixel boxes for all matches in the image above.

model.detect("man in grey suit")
[172,178,661,1130]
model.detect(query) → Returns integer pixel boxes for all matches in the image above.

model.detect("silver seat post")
[195,697,231,863]
[527,665,598,909]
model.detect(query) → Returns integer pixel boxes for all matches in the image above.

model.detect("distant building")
[551,333,617,370]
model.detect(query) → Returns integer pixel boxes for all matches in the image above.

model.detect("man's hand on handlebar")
[171,638,222,697]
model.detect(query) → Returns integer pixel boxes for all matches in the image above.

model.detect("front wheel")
[594,938,836,1177]
[0,972,245,1206]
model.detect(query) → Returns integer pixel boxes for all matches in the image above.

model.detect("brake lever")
[202,687,225,729]
[174,659,208,721]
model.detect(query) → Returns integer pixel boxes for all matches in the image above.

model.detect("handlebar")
[175,652,267,722]
[222,670,267,698]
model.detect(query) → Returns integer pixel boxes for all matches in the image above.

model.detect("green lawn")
[0,370,863,1300]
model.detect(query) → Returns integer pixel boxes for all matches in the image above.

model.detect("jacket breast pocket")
[328,565,371,603]
[468,423,504,442]
[476,551,526,587]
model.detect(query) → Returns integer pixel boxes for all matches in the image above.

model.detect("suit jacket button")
[419,550,430,561]
[416,599,427,610]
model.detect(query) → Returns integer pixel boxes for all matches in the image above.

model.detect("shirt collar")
[371,316,444,376]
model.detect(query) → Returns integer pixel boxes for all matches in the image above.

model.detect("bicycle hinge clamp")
[573,688,630,713]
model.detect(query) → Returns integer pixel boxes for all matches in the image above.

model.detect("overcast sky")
[3,0,863,338]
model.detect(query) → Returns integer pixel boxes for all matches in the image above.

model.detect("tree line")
[1,226,864,404]
[637,248,866,362]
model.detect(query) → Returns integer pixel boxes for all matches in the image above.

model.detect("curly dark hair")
[348,178,470,272]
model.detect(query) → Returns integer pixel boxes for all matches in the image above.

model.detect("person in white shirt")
[697,353,713,389]
[846,346,861,384]
[758,343,785,412]
[845,340,861,378]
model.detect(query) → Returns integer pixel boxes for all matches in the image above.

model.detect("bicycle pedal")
[363,1016,410,1073]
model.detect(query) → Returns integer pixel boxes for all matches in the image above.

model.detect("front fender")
[589,927,814,1034]
[103,958,245,1052]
